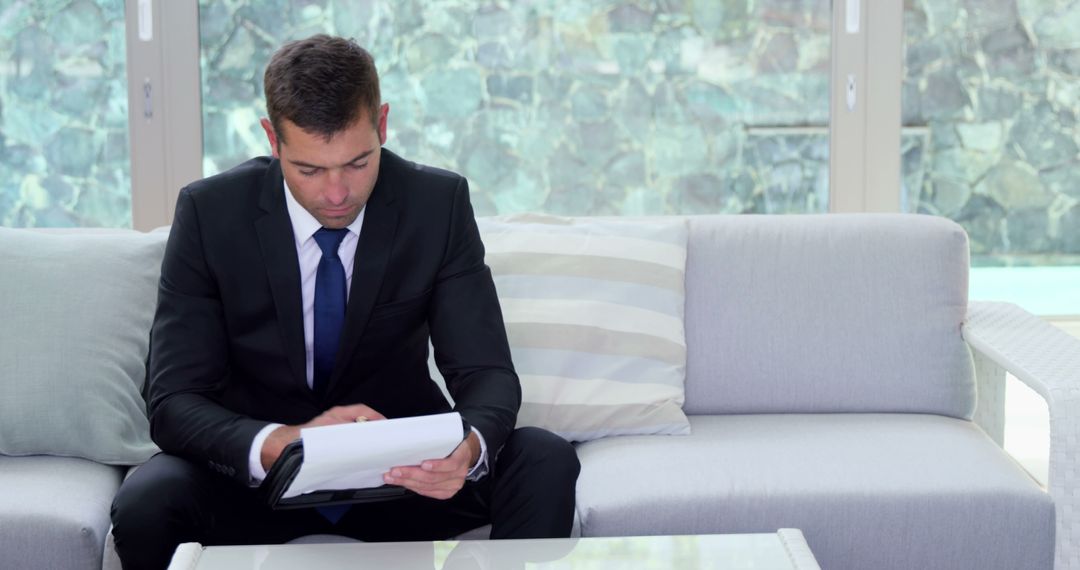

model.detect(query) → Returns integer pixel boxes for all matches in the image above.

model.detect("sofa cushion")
[476,214,690,441]
[0,228,164,463]
[0,455,124,570]
[574,414,1053,570]
[681,214,975,418]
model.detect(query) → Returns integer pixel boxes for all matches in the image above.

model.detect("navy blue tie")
[312,228,350,524]
[312,228,348,397]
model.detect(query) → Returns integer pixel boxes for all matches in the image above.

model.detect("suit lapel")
[254,161,308,391]
[327,157,399,396]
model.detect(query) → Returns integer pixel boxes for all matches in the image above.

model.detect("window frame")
[125,0,202,231]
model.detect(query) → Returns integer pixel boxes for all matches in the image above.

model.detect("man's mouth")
[323,206,353,216]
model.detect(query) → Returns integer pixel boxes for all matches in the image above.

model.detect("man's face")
[260,103,389,229]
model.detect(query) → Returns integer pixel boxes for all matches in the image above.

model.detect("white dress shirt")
[247,181,487,483]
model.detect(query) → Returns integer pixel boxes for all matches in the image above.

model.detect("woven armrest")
[963,301,1080,570]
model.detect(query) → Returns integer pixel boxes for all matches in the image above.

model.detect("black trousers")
[111,426,580,570]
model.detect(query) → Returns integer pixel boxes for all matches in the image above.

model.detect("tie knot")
[313,228,349,257]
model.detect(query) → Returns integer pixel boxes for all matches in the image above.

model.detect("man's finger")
[386,472,463,500]
[387,465,464,485]
[386,472,451,490]
[390,446,468,475]
[418,458,464,473]
[339,404,386,421]
[418,439,473,471]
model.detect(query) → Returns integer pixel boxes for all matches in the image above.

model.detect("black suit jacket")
[146,149,520,484]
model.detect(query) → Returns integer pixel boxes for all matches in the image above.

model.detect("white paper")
[282,412,463,499]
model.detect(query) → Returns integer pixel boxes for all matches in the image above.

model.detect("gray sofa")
[2,214,1076,570]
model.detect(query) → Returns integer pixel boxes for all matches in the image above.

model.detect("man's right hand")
[260,404,385,471]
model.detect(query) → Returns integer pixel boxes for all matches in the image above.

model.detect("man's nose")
[325,170,349,205]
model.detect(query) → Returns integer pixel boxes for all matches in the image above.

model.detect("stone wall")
[200,0,833,216]
[903,0,1080,264]
[1,0,1076,267]
[0,0,131,227]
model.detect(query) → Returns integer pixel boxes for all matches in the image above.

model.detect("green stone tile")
[0,0,130,228]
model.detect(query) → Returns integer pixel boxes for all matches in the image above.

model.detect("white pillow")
[478,214,691,442]
[0,228,164,464]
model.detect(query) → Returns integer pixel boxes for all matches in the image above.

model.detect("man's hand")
[260,404,385,471]
[383,430,482,500]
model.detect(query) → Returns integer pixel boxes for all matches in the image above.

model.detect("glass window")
[0,0,131,228]
[901,0,1080,315]
[199,1,831,216]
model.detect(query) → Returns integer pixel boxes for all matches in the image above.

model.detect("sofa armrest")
[962,301,1080,570]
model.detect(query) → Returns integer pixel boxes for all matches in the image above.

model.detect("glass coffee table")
[167,530,820,569]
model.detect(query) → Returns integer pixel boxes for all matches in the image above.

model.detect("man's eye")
[349,162,367,170]
[299,169,318,176]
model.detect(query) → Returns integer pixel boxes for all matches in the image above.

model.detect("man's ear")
[377,103,389,145]
[260,118,280,158]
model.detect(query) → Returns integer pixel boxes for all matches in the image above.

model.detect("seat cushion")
[0,455,124,570]
[574,414,1053,570]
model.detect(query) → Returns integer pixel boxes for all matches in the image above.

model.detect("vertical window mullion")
[829,0,869,212]
[126,0,202,231]
[864,0,903,212]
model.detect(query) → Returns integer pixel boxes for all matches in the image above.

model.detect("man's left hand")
[383,431,481,500]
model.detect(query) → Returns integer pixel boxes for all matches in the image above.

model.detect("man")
[111,35,579,569]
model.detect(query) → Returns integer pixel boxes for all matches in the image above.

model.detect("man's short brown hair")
[263,35,380,144]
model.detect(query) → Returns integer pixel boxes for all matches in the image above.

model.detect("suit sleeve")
[427,178,521,456]
[146,189,269,483]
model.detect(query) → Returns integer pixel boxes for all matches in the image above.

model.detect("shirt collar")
[283,179,365,246]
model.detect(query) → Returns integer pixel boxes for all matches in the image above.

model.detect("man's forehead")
[279,111,377,139]
[279,120,377,152]
[283,147,377,170]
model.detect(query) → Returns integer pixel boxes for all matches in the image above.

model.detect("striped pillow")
[477,214,691,442]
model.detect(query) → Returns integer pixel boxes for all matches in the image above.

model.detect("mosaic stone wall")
[0,0,131,228]
[199,0,833,216]
[903,0,1080,264]
[2,0,1075,263]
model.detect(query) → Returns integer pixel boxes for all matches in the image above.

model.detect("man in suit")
[111,35,580,569]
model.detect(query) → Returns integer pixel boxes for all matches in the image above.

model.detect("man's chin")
[316,208,360,229]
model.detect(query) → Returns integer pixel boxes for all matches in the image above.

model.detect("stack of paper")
[283,412,463,498]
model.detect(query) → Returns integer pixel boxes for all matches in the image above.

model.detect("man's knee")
[501,426,580,482]
[488,427,579,538]
[112,454,225,569]
[111,454,208,544]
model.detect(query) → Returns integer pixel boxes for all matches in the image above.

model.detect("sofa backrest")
[680,214,975,419]
[24,215,975,421]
